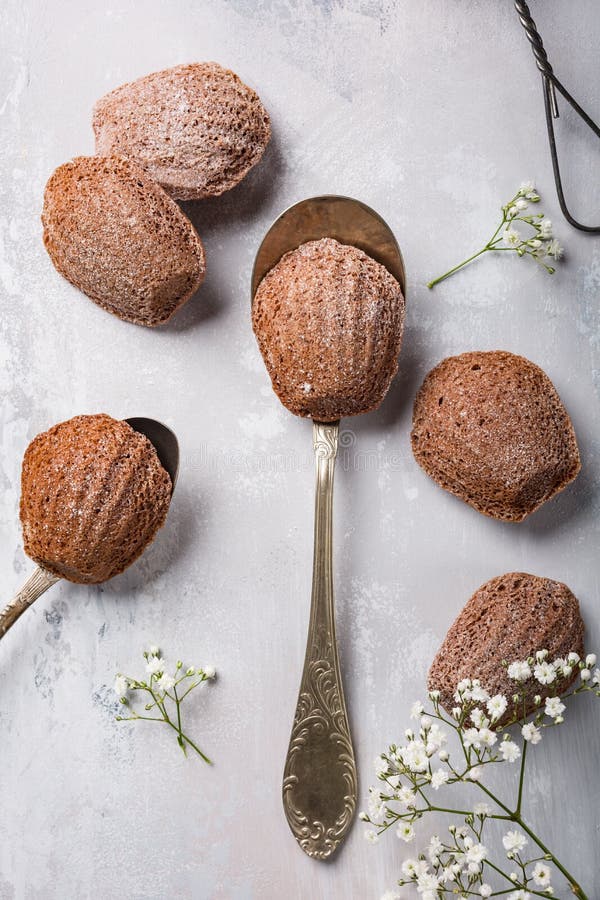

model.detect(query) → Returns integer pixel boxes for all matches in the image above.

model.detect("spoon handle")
[0,566,60,640]
[282,420,357,859]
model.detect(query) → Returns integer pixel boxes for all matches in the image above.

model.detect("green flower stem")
[426,246,491,289]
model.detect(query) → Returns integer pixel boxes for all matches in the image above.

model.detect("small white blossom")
[467,766,482,781]
[400,741,429,773]
[398,786,417,807]
[516,199,528,210]
[544,696,565,719]
[428,689,440,701]
[586,653,597,667]
[500,739,521,762]
[146,655,164,675]
[540,218,553,237]
[364,829,379,844]
[533,661,556,685]
[474,802,492,817]
[203,665,216,679]
[532,862,552,887]
[568,651,580,664]
[580,668,591,682]
[402,858,427,878]
[508,660,531,682]
[114,675,129,698]
[397,822,415,843]
[157,672,175,691]
[438,749,449,762]
[368,789,385,820]
[420,715,432,729]
[480,885,492,898]
[430,769,449,790]
[148,645,159,656]
[487,694,508,722]
[416,872,440,893]
[358,811,368,821]
[521,723,542,744]
[410,701,424,719]
[504,227,521,247]
[546,239,563,260]
[428,834,443,862]
[503,830,528,853]
[451,706,461,719]
[466,842,487,865]
[592,668,600,686]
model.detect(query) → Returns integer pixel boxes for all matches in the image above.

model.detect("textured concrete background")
[1,1,599,898]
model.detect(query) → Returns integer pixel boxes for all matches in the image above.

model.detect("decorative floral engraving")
[282,625,357,859]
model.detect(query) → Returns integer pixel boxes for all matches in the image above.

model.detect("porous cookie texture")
[411,350,580,521]
[42,155,205,326]
[428,572,585,725]
[20,414,172,584]
[93,62,271,200]
[252,237,405,421]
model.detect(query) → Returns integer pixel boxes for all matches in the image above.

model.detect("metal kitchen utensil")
[0,417,179,640]
[515,0,600,232]
[252,196,406,860]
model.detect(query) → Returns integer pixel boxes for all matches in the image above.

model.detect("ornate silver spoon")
[0,417,179,640]
[251,196,406,859]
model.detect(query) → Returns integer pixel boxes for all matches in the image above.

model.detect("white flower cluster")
[378,823,554,900]
[114,645,216,701]
[365,649,598,900]
[112,645,217,764]
[502,183,563,271]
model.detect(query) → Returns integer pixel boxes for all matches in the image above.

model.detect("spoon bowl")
[0,417,179,641]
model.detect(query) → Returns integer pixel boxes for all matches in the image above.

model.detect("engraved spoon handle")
[282,420,357,860]
[0,566,60,640]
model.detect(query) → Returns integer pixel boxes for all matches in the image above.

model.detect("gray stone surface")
[1,1,599,897]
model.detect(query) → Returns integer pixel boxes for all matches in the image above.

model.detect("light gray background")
[1,1,599,898]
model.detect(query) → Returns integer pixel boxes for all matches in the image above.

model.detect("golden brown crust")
[93,62,271,200]
[252,238,405,421]
[42,155,206,326]
[428,572,585,725]
[411,351,580,521]
[20,414,172,584]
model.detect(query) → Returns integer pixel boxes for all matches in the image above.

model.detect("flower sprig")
[427,183,563,289]
[362,650,599,900]
[114,645,216,764]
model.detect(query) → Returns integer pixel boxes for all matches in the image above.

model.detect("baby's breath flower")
[534,661,556,685]
[428,834,443,862]
[544,696,565,719]
[364,829,379,844]
[397,822,415,843]
[508,660,531,682]
[503,830,528,853]
[157,672,175,692]
[474,802,492,817]
[580,668,591,682]
[114,674,128,698]
[364,649,596,899]
[203,665,216,679]
[410,700,424,719]
[427,184,562,288]
[374,755,387,775]
[358,811,369,821]
[521,723,542,744]
[146,655,164,675]
[114,646,216,764]
[487,693,508,722]
[430,769,449,790]
[532,862,552,887]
